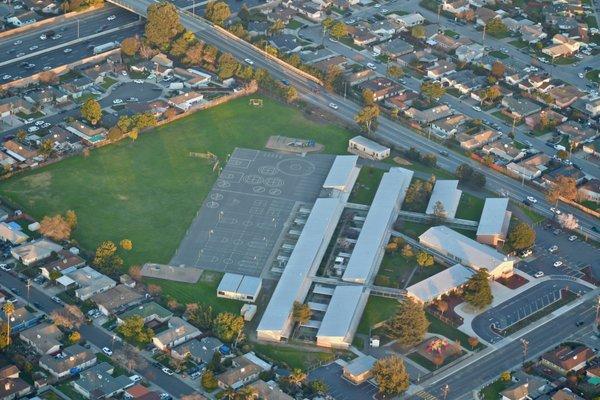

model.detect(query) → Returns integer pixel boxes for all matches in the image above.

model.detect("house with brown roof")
[552,389,584,400]
[39,344,97,379]
[384,91,419,111]
[216,356,262,389]
[64,120,107,145]
[442,0,470,14]
[405,105,454,125]
[168,91,204,112]
[540,345,595,375]
[250,380,293,400]
[3,140,38,164]
[40,249,85,279]
[456,129,501,150]
[430,113,471,138]
[427,60,456,79]
[358,77,403,102]
[91,284,144,316]
[153,317,201,350]
[476,7,500,26]
[312,55,348,74]
[347,27,378,46]
[20,322,62,355]
[557,121,598,147]
[427,33,463,52]
[547,85,583,109]
[0,366,32,400]
[482,140,526,163]
[524,109,567,130]
[506,153,550,180]
[578,178,600,204]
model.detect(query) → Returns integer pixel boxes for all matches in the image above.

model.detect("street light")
[520,338,529,364]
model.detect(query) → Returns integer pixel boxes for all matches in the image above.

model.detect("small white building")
[425,180,462,219]
[348,136,390,160]
[217,273,262,303]
[168,91,204,111]
[0,222,29,244]
[11,239,62,266]
[476,198,511,246]
[406,264,474,303]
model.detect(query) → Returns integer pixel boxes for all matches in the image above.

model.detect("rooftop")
[406,264,474,303]
[476,198,510,237]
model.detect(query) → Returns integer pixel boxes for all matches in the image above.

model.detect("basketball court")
[170,148,335,277]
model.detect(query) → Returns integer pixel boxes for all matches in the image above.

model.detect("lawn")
[427,313,485,350]
[100,76,118,90]
[586,69,600,83]
[517,205,546,224]
[357,296,399,334]
[443,29,459,39]
[509,39,528,49]
[480,378,510,400]
[580,200,600,212]
[145,270,242,314]
[57,383,87,400]
[252,343,335,369]
[401,221,433,239]
[376,251,414,288]
[492,110,522,126]
[286,19,304,29]
[0,96,353,269]
[455,192,485,221]
[349,166,385,205]
[488,50,509,59]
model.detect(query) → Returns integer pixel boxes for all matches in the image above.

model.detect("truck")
[93,41,119,55]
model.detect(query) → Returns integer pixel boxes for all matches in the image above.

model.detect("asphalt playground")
[170,148,334,276]
[472,279,592,343]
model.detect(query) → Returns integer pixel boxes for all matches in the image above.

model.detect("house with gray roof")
[20,322,62,355]
[72,362,133,399]
[171,337,223,362]
[153,317,201,350]
[117,301,173,325]
[39,344,96,379]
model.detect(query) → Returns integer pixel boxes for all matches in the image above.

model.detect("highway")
[0,270,198,398]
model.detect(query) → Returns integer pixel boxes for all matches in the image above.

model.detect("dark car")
[576,321,585,327]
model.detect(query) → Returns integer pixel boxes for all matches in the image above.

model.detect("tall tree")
[463,269,493,309]
[117,316,154,345]
[81,98,102,125]
[65,210,77,229]
[546,175,577,203]
[355,105,380,134]
[204,1,231,26]
[292,301,311,324]
[420,81,446,101]
[507,222,535,251]
[387,65,404,79]
[371,355,410,396]
[432,200,446,219]
[385,298,428,346]
[491,61,505,78]
[2,302,14,347]
[416,251,435,269]
[411,25,426,39]
[121,36,141,57]
[39,214,71,241]
[145,2,184,49]
[92,240,123,275]
[213,312,244,342]
[330,22,347,39]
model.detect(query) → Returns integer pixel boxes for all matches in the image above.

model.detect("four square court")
[170,148,334,276]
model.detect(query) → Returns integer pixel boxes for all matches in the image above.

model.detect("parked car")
[534,271,544,278]
[328,102,338,110]
[553,260,563,267]
[569,235,578,242]
[129,375,142,382]
[107,14,116,20]
[102,347,113,356]
[548,245,559,253]
[162,367,174,375]
[526,196,537,204]
[244,58,254,65]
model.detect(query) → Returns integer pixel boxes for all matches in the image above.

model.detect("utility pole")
[482,23,487,47]
[437,4,442,30]
[520,338,529,364]
[26,279,31,306]
[77,19,80,39]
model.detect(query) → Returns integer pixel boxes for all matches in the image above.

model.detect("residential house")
[40,249,85,279]
[151,53,173,68]
[388,12,424,28]
[43,126,82,153]
[249,380,293,400]
[541,345,595,375]
[358,77,403,102]
[476,7,500,26]
[345,69,376,86]
[372,38,414,59]
[500,381,542,400]
[247,20,270,37]
[0,366,32,400]
[3,140,38,165]
[342,355,377,384]
[123,384,163,400]
[168,91,204,112]
[24,87,61,106]
[64,120,107,145]
[384,90,419,111]
[441,70,487,94]
[442,0,470,14]
[524,109,567,130]
[482,140,527,163]
[552,389,584,400]
[557,120,598,147]
[405,105,454,125]
[39,344,97,379]
[59,77,94,99]
[370,20,399,38]
[542,165,585,187]
[427,60,456,80]
[520,23,547,43]
[0,153,17,170]
[172,68,211,88]
[20,322,62,355]
[578,179,600,204]
[502,17,534,32]
[427,33,464,53]
[6,10,37,26]
[117,301,173,325]
[0,222,28,245]
[11,239,62,266]
[216,356,262,390]
[312,55,348,74]
[285,0,322,21]
[501,97,542,119]
[91,284,144,316]
[67,266,117,301]
[506,153,550,180]
[171,337,223,362]
[548,85,583,108]
[583,138,600,157]
[552,33,581,51]
[80,63,116,85]
[73,362,133,399]
[153,317,201,350]
[0,306,41,333]
[455,43,485,62]
[348,27,378,46]
[269,33,303,53]
[456,129,501,150]
[585,97,600,117]
[430,114,471,138]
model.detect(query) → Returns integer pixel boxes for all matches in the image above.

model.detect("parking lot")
[309,362,378,400]
[100,81,164,107]
[472,280,592,343]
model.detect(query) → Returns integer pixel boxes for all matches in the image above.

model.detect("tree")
[217,53,240,80]
[436,300,448,316]
[286,369,307,386]
[468,336,479,349]
[16,129,26,143]
[183,43,204,66]
[145,2,184,49]
[500,371,511,381]
[129,129,139,141]
[39,214,71,241]
[128,265,142,281]
[213,312,244,342]
[455,163,486,187]
[120,239,133,250]
[371,355,410,396]
[284,86,298,103]
[491,61,505,78]
[50,305,85,329]
[309,379,328,395]
[0,323,9,350]
[121,36,140,57]
[147,284,162,296]
[486,18,507,37]
[322,17,335,31]
[355,105,380,134]
[387,65,404,79]
[411,25,426,39]
[362,88,375,105]
[402,244,414,258]
[416,251,435,269]
[292,301,311,324]
[386,298,429,346]
[68,331,81,344]
[483,86,502,104]
[420,81,446,101]
[432,200,446,219]
[2,302,14,347]
[38,71,58,84]
[81,98,102,125]
[117,316,154,345]
[463,269,493,309]
[269,19,285,35]
[330,22,347,39]
[204,1,231,26]
[65,210,77,229]
[547,175,578,203]
[201,370,218,390]
[557,213,579,230]
[92,240,123,275]
[432,354,444,369]
[187,303,214,329]
[507,222,536,251]
[107,126,124,141]
[49,270,62,281]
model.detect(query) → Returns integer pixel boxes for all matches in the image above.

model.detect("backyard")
[0,96,353,269]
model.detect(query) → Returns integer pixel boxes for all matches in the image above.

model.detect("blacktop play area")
[170,148,335,277]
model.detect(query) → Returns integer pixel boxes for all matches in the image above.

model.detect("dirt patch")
[393,156,412,166]
[265,135,324,153]
[15,171,52,193]
[496,273,529,289]
[117,194,129,201]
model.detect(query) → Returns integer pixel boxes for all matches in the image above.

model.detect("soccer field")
[0,96,353,268]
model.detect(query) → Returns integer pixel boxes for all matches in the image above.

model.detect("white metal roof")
[316,285,367,341]
[419,226,511,271]
[218,273,262,297]
[257,197,343,336]
[344,355,377,376]
[476,198,510,236]
[349,135,390,154]
[342,167,414,283]
[406,264,474,303]
[425,180,462,219]
[217,273,243,293]
[322,155,359,191]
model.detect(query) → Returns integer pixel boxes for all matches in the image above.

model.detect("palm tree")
[235,386,258,400]
[222,387,236,400]
[287,368,307,387]
[2,302,14,346]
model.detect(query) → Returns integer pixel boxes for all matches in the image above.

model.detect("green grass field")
[455,193,485,221]
[252,343,335,369]
[357,296,399,334]
[0,96,353,269]
[349,166,385,205]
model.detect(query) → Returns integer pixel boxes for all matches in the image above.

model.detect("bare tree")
[557,213,579,230]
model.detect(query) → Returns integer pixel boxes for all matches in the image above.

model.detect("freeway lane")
[0,270,197,398]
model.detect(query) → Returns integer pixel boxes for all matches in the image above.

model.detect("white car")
[162,367,174,375]
[134,79,144,84]
[40,34,47,40]
[27,126,39,132]
[35,120,45,126]
[29,45,38,51]
[63,48,72,53]
[107,14,116,20]
[553,261,563,268]
[328,102,338,110]
[43,66,52,71]
[579,73,585,78]
[520,249,532,258]
[41,123,51,129]
[569,235,578,242]
[374,3,381,7]
[16,52,25,58]
[244,58,254,65]
[550,207,562,215]
[121,70,128,76]
[102,347,113,356]
[381,8,388,12]
[129,375,142,382]
[472,105,482,112]
[548,245,559,253]
[113,99,123,104]
[0,264,10,271]
[534,271,544,278]
[53,34,62,40]
[526,196,537,204]
[13,40,22,46]
[366,63,376,70]
[2,74,11,80]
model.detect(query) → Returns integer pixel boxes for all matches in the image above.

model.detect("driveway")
[472,280,592,343]
[101,81,163,107]
[309,362,378,400]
